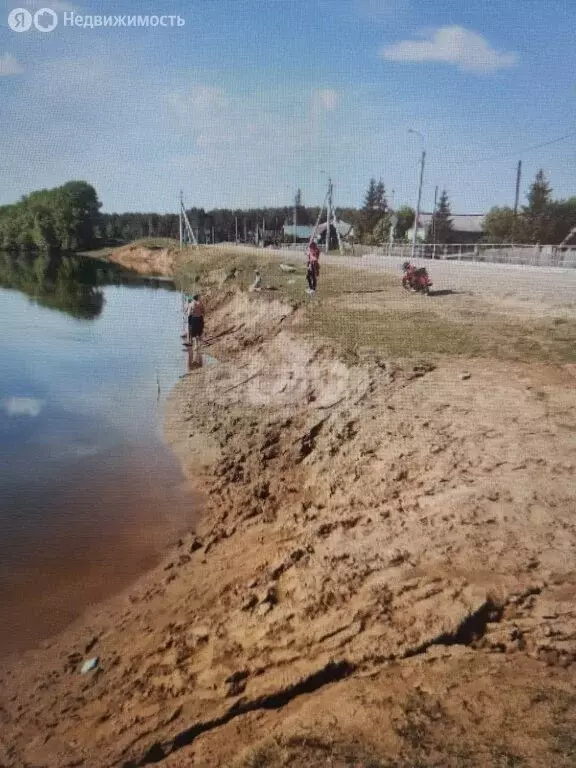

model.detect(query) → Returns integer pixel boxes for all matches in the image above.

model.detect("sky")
[1,0,575,214]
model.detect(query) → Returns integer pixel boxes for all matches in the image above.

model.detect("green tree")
[374,180,387,215]
[32,210,58,253]
[359,178,387,243]
[59,181,102,249]
[549,198,576,244]
[395,206,415,241]
[0,181,102,253]
[523,170,553,243]
[482,206,529,242]
[432,189,453,244]
[372,213,393,245]
[483,206,514,242]
[358,178,377,242]
[294,188,312,226]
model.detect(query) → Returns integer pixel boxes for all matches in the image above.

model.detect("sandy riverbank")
[1,245,576,767]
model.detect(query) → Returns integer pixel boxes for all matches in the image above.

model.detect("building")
[408,213,485,244]
[282,219,354,243]
[282,224,315,243]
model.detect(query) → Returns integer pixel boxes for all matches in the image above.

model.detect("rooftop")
[418,213,485,233]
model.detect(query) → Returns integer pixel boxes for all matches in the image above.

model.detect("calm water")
[0,253,196,656]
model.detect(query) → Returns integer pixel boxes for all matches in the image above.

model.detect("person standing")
[185,293,205,359]
[306,240,320,294]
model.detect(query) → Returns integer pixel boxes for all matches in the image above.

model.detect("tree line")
[1,172,575,255]
[0,181,102,254]
[483,170,576,245]
[357,171,576,246]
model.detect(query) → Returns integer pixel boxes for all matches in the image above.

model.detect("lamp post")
[408,129,426,261]
[319,170,331,253]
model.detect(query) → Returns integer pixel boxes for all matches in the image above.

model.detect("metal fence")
[221,241,576,269]
[354,242,576,268]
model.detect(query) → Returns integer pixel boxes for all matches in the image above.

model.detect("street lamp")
[408,129,426,261]
[320,170,333,254]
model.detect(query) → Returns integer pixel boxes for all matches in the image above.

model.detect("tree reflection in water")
[0,252,174,320]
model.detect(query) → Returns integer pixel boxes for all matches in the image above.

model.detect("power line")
[454,129,576,165]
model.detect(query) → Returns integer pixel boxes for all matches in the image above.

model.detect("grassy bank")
[176,246,576,366]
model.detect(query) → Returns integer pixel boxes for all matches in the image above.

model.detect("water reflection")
[0,255,192,657]
[0,252,174,320]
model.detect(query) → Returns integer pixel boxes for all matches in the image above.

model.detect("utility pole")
[179,190,184,249]
[178,193,199,248]
[431,185,438,259]
[432,185,438,242]
[325,177,332,254]
[293,193,297,245]
[512,160,522,243]
[411,150,426,261]
[388,189,395,250]
[235,215,238,244]
[513,160,522,216]
[243,218,247,244]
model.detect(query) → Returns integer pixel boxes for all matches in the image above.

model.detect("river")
[0,252,196,657]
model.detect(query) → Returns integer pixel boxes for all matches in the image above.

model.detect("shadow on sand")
[428,288,460,297]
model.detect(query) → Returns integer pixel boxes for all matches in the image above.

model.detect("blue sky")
[1,0,575,214]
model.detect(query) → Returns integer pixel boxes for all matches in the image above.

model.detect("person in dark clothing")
[185,293,205,358]
[306,241,320,294]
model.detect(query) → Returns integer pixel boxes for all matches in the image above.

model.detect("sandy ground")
[1,247,575,767]
[104,242,182,277]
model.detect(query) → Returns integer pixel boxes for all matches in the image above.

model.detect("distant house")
[282,224,315,243]
[282,219,354,243]
[408,213,485,244]
[316,219,355,239]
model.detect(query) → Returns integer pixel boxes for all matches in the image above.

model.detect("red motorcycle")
[402,261,433,295]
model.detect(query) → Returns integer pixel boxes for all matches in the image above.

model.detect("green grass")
[174,246,576,366]
[175,246,307,300]
[129,237,179,249]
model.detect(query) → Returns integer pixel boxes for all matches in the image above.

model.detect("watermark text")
[64,12,185,28]
[8,7,185,32]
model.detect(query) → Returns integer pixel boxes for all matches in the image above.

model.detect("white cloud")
[313,88,340,111]
[0,54,23,77]
[381,26,518,74]
[2,397,45,417]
